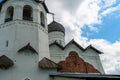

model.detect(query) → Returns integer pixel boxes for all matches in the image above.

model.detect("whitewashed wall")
[0,51,56,80]
[0,0,51,80]
[49,31,65,46]
[49,43,105,74]
[0,0,47,26]
[50,44,64,62]
[0,0,50,58]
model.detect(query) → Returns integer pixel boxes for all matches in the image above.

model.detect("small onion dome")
[48,21,65,35]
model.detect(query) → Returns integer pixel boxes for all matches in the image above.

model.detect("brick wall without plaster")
[58,51,100,73]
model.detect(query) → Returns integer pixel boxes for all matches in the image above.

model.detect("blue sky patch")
[82,12,120,43]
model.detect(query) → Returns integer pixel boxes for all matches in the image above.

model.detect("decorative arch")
[23,5,33,21]
[5,6,14,22]
[40,11,45,27]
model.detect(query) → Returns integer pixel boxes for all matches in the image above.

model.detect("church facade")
[0,0,119,80]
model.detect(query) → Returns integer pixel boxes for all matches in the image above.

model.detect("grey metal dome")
[48,21,65,34]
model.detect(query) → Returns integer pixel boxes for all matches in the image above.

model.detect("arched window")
[40,12,45,27]
[23,5,33,21]
[5,6,14,22]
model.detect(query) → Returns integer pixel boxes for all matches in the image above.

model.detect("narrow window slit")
[6,40,9,47]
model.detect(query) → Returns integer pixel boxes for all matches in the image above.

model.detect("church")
[0,0,120,80]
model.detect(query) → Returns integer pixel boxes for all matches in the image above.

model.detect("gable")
[50,43,63,51]
[39,57,60,69]
[84,48,99,56]
[18,43,38,54]
[65,43,84,52]
[0,55,14,69]
[84,45,102,56]
[65,40,84,50]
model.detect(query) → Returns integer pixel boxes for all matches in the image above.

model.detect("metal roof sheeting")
[48,21,65,34]
[39,57,61,69]
[0,55,14,69]
[50,73,120,79]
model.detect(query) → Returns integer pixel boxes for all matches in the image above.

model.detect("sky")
[46,0,120,74]
[0,0,120,74]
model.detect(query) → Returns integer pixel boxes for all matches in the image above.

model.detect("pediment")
[0,55,14,69]
[18,43,38,54]
[39,57,60,69]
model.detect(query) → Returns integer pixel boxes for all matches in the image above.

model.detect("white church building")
[0,0,120,80]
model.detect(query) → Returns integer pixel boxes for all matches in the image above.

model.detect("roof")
[49,39,84,51]
[64,39,84,51]
[0,55,14,69]
[18,43,38,54]
[50,73,120,79]
[48,21,65,35]
[0,0,49,13]
[49,41,64,49]
[39,57,61,69]
[85,45,103,54]
[50,39,103,54]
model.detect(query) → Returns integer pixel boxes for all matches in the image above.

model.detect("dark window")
[5,6,14,22]
[23,5,33,21]
[40,12,45,27]
[6,40,9,47]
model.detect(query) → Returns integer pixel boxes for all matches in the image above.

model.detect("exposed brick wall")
[58,51,100,73]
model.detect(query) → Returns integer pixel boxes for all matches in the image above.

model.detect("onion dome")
[48,21,65,34]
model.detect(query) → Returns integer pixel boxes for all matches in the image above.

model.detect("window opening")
[5,6,14,22]
[6,40,9,47]
[40,12,45,27]
[23,5,33,21]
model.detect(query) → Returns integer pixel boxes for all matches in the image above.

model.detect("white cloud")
[75,0,101,30]
[88,39,120,74]
[46,0,120,74]
[101,4,120,16]
[60,0,83,12]
[102,0,116,8]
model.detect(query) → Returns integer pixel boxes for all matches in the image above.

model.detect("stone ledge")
[0,20,48,34]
